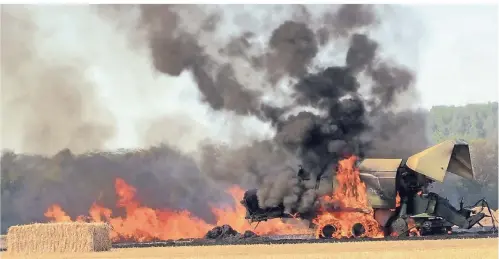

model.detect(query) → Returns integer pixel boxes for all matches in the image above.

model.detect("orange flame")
[44,204,72,222]
[407,218,421,237]
[45,178,309,242]
[45,155,392,241]
[313,155,384,239]
[390,192,401,212]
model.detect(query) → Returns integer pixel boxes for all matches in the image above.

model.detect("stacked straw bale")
[6,222,111,254]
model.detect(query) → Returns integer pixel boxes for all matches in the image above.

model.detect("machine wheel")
[389,218,409,237]
[319,224,337,239]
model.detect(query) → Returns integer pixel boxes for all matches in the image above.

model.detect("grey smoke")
[1,6,117,155]
[265,20,319,82]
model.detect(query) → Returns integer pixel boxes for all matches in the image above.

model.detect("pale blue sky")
[410,5,498,108]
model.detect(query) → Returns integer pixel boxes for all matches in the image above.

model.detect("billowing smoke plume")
[252,32,423,213]
[1,5,429,232]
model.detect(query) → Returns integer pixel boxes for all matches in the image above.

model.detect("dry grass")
[5,222,111,255]
[2,238,497,259]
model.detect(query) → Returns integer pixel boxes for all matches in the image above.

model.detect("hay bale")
[0,234,6,250]
[6,222,111,254]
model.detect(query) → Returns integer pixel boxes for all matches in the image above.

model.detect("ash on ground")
[205,225,258,240]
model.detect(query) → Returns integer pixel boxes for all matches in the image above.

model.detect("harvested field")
[6,222,111,255]
[2,237,497,259]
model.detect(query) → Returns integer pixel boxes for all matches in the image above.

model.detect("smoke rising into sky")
[1,5,430,154]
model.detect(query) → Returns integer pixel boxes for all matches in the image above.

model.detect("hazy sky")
[411,5,498,108]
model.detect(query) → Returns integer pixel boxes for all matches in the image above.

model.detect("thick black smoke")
[265,20,319,83]
[257,69,370,213]
[167,8,422,214]
[136,5,266,117]
[122,4,426,216]
[252,32,418,214]
[1,5,431,232]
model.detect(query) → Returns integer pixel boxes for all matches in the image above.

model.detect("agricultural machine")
[240,139,497,238]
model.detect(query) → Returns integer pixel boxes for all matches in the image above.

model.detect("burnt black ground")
[204,225,258,240]
[112,230,498,249]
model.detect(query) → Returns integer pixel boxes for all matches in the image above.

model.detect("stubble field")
[3,238,498,259]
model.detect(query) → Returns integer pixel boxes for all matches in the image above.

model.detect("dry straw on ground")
[6,222,111,254]
[2,238,497,259]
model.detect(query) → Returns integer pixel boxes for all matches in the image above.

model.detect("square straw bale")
[6,222,111,254]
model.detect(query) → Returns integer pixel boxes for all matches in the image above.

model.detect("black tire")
[320,224,337,239]
[389,218,409,237]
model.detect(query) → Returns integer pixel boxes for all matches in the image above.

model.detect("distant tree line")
[428,102,498,209]
[429,102,498,143]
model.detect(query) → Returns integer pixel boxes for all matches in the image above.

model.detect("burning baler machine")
[240,139,497,238]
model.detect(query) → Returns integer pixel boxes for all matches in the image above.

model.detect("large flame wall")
[45,156,386,241]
